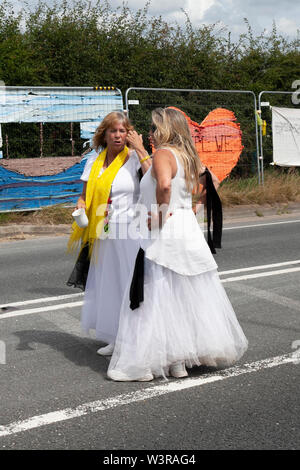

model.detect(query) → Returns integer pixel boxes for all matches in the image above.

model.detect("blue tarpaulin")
[0,87,123,211]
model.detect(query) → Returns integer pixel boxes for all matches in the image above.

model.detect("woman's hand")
[127,130,152,174]
[127,130,144,152]
[76,196,86,210]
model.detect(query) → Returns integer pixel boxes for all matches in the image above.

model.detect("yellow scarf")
[67,145,129,257]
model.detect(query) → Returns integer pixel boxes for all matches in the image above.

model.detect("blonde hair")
[151,107,205,193]
[92,111,134,150]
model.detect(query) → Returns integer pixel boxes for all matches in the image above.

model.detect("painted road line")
[2,265,300,320]
[1,259,300,312]
[0,353,297,438]
[221,266,300,283]
[0,293,83,310]
[0,301,83,320]
[219,259,300,276]
[223,219,300,230]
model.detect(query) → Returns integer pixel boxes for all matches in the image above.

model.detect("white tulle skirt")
[108,258,248,380]
[81,226,140,343]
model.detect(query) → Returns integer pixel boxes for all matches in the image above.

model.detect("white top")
[81,149,141,224]
[138,147,218,276]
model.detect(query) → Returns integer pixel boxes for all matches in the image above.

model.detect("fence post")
[40,122,44,158]
[70,122,74,156]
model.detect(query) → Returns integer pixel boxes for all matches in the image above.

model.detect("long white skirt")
[108,258,248,380]
[81,226,140,343]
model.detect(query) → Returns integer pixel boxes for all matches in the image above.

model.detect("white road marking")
[223,219,300,230]
[219,259,300,275]
[0,293,83,309]
[0,353,296,438]
[1,261,300,320]
[0,301,83,320]
[0,259,298,311]
[222,266,300,283]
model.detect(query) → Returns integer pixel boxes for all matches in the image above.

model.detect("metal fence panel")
[258,90,300,183]
[125,87,260,182]
[0,86,123,211]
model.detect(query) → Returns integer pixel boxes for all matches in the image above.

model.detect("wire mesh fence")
[0,86,123,211]
[0,86,123,160]
[3,84,299,212]
[125,87,259,182]
[258,91,300,181]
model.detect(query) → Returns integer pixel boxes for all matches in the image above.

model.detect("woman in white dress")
[107,107,248,381]
[67,111,151,355]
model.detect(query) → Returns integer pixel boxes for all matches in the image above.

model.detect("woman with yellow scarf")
[67,111,151,356]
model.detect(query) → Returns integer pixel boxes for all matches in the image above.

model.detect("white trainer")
[107,370,154,382]
[97,343,114,356]
[169,362,188,378]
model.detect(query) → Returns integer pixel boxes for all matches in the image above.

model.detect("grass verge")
[1,170,300,225]
[0,205,74,226]
[219,170,300,207]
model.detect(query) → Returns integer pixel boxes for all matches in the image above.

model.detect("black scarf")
[201,168,223,254]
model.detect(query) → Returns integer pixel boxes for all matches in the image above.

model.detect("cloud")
[109,0,214,22]
[7,0,300,39]
[109,0,185,14]
[107,0,300,40]
[200,0,300,37]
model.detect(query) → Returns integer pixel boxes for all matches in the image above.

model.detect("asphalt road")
[0,215,300,451]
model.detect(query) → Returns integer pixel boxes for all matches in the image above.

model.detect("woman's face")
[105,121,128,152]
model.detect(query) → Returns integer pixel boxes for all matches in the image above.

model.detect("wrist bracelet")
[139,155,150,164]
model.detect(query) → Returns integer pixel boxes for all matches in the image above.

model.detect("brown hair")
[92,111,134,150]
[151,107,205,193]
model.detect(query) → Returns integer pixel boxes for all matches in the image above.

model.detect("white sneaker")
[97,343,114,356]
[107,370,154,382]
[169,362,188,378]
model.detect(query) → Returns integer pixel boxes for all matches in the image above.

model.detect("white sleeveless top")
[138,148,218,276]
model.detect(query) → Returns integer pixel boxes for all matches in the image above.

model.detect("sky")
[9,0,300,40]
[110,0,300,38]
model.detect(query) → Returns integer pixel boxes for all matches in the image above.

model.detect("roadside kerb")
[1,202,300,239]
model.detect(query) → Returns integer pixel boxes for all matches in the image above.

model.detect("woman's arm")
[149,149,177,229]
[192,169,220,214]
[127,130,152,174]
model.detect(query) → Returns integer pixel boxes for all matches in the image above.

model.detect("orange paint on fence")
[168,107,243,181]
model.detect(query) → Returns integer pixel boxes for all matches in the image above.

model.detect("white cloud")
[277,17,299,35]
[7,0,300,39]
[200,0,300,37]
[109,0,214,22]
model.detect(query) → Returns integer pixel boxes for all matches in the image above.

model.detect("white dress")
[81,150,141,343]
[108,148,248,379]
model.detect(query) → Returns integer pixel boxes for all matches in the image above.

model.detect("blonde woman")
[67,111,151,355]
[108,107,248,381]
